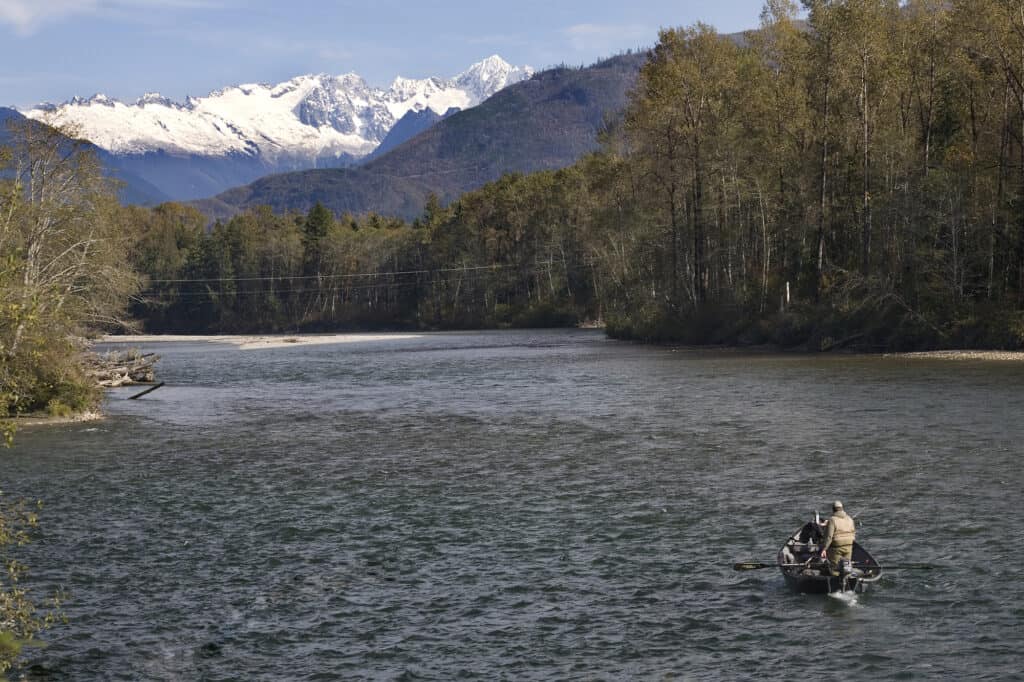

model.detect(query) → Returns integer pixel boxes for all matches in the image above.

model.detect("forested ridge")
[9,0,1024,358]
[123,0,1024,349]
[194,52,648,221]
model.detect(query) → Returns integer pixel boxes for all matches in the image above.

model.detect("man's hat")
[832,500,844,511]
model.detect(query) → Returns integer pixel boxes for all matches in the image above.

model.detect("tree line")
[10,0,1024,412]
[601,0,1024,347]
[127,185,589,333]
[1,119,139,428]
[126,0,1024,348]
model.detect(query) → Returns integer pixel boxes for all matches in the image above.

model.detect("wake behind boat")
[777,516,883,594]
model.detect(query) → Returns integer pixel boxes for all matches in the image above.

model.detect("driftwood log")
[85,349,159,387]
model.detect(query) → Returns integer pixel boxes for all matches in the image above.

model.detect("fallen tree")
[84,349,159,387]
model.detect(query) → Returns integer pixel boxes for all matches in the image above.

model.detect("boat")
[777,515,883,594]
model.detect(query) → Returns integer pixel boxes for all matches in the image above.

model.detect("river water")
[5,329,1024,680]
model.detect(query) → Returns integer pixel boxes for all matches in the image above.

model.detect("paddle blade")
[733,562,773,570]
[852,562,939,570]
[878,564,938,570]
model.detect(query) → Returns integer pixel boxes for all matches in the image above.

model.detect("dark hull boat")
[777,518,883,594]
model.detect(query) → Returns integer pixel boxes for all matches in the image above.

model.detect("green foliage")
[606,309,690,344]
[945,308,1024,350]
[126,2,1024,350]
[130,166,603,333]
[597,0,1024,349]
[45,400,72,419]
[507,303,580,329]
[0,313,101,420]
[1,118,137,422]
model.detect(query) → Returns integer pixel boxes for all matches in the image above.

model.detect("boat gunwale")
[777,520,883,590]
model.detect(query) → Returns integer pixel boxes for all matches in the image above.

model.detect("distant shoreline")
[885,350,1024,361]
[98,333,1024,360]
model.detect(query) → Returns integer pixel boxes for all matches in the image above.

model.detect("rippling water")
[5,330,1024,680]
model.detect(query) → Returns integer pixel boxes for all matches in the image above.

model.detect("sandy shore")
[886,350,1024,361]
[101,333,423,350]
[100,334,1024,358]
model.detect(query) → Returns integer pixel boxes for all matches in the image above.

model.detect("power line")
[145,263,517,284]
[143,258,595,285]
[145,279,437,299]
[141,269,564,299]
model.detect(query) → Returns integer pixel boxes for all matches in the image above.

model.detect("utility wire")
[142,270,557,299]
[145,263,522,284]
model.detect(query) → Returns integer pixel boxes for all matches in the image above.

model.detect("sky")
[0,0,774,109]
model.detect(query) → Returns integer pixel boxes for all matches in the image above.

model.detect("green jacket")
[823,510,855,551]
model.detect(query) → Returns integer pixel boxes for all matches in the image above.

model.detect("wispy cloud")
[563,22,652,54]
[0,0,97,34]
[0,0,225,35]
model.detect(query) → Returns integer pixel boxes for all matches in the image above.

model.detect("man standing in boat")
[820,500,856,572]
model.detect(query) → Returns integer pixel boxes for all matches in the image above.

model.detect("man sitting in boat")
[819,500,856,574]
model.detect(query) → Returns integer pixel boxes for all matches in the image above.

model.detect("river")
[5,329,1024,680]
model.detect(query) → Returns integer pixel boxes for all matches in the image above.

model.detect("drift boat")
[777,516,883,594]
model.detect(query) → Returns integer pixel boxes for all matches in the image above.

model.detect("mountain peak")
[136,92,175,108]
[22,56,533,164]
[476,54,512,70]
[455,55,534,101]
[69,93,116,107]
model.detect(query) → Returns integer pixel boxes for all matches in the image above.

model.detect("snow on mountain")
[454,55,533,103]
[24,56,534,163]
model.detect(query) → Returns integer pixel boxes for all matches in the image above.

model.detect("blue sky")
[1,0,774,109]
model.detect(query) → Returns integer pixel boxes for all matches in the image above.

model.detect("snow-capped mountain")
[25,56,533,165]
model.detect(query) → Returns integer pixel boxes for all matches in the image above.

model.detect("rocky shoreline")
[13,410,104,428]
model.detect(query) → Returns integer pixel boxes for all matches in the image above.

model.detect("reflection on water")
[5,330,1024,680]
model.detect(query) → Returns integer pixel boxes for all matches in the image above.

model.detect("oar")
[734,561,942,571]
[734,562,807,570]
[864,564,939,570]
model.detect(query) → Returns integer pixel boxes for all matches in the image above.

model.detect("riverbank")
[12,410,104,428]
[99,333,1024,360]
[101,333,423,350]
[887,349,1024,361]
